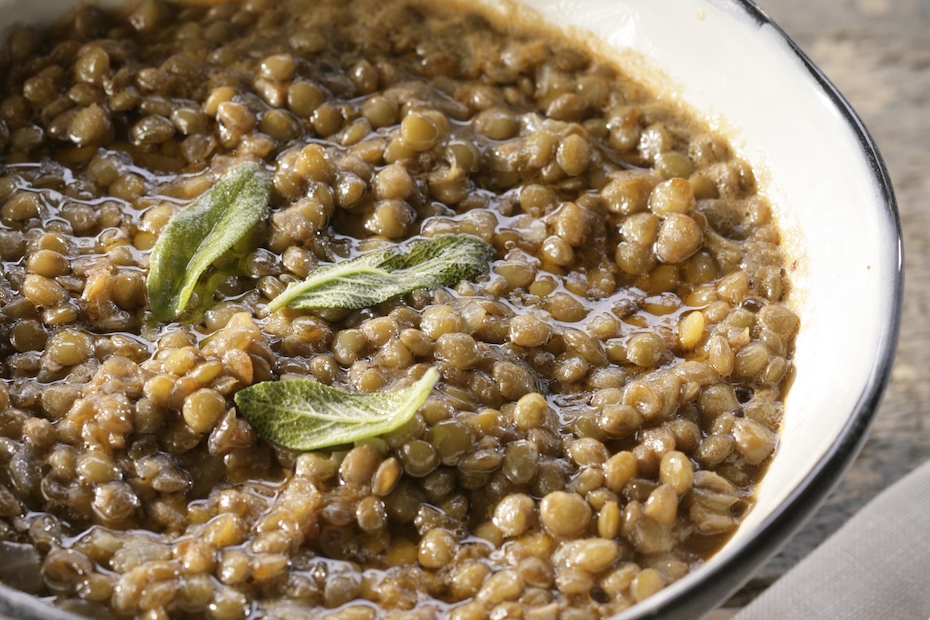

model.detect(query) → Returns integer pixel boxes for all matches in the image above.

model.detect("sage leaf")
[147,162,271,322]
[235,367,440,451]
[266,235,495,312]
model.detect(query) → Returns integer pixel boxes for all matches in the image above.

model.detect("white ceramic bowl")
[0,1,902,619]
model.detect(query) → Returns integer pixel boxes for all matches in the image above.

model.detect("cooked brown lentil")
[0,1,798,618]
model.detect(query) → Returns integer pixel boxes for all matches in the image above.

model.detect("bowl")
[0,1,902,619]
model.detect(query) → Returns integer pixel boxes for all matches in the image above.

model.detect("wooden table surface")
[711,0,930,616]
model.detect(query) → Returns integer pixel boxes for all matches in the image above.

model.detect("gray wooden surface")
[712,0,930,615]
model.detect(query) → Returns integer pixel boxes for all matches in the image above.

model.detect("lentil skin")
[0,1,798,619]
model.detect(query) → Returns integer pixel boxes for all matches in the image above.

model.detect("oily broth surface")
[0,1,797,618]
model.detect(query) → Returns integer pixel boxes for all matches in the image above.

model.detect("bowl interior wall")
[503,0,896,560]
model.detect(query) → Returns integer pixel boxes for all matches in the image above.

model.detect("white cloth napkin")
[733,457,930,620]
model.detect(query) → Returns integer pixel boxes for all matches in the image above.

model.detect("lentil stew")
[0,1,798,619]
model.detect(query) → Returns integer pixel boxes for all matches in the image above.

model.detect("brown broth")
[0,1,796,618]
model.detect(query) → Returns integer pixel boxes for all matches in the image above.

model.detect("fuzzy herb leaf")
[147,162,271,322]
[235,368,440,451]
[266,235,495,312]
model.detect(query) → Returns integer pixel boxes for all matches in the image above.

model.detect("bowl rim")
[614,1,904,618]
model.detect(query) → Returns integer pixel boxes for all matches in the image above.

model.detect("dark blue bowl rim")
[0,1,904,619]
[617,1,904,618]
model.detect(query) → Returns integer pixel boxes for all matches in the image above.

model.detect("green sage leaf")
[147,162,271,322]
[266,235,495,312]
[235,367,440,451]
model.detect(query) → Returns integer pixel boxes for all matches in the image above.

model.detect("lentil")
[0,2,798,619]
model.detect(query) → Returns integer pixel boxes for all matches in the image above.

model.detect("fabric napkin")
[733,457,930,620]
